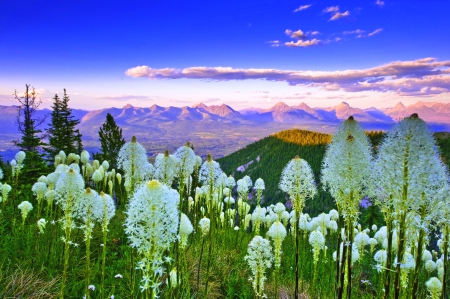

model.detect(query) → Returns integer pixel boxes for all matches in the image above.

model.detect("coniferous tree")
[46,89,83,160]
[14,84,48,182]
[98,113,125,169]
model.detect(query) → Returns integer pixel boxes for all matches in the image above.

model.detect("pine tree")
[46,89,83,160]
[98,113,125,169]
[14,84,48,182]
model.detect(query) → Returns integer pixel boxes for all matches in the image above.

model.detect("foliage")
[13,84,48,184]
[98,113,126,169]
[45,89,83,160]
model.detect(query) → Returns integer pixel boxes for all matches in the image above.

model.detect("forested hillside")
[217,129,449,216]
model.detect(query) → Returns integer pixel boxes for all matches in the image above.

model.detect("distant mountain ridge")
[0,101,449,161]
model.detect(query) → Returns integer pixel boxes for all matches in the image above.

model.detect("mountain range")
[0,101,449,161]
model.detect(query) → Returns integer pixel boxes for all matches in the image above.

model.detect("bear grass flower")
[244,236,273,299]
[321,120,372,223]
[279,156,316,213]
[198,217,210,237]
[118,136,155,196]
[37,218,47,233]
[124,180,179,296]
[321,116,372,298]
[1,183,12,204]
[179,213,194,249]
[199,154,223,189]
[18,201,33,224]
[267,221,287,269]
[309,229,325,265]
[174,143,196,191]
[426,277,442,299]
[154,150,179,187]
[372,114,449,297]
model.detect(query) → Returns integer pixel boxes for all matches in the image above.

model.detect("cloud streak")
[368,28,383,36]
[330,11,350,20]
[294,4,311,12]
[125,58,450,96]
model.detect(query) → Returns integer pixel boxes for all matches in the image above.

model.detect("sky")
[1,0,450,111]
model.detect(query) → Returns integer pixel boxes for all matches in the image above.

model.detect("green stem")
[60,217,72,299]
[101,226,107,299]
[411,205,426,298]
[384,218,393,299]
[346,221,354,299]
[394,211,407,299]
[335,214,343,298]
[197,238,205,292]
[441,228,448,299]
[85,219,91,299]
[294,209,300,299]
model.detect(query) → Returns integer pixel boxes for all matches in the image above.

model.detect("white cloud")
[368,28,383,36]
[294,4,311,12]
[285,29,307,40]
[376,0,385,7]
[323,6,339,13]
[267,40,281,47]
[330,11,350,20]
[343,29,365,35]
[125,58,450,97]
[310,31,320,35]
[285,39,322,47]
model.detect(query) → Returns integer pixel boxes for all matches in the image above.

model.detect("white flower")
[80,150,90,164]
[154,150,178,186]
[15,151,26,164]
[115,274,123,279]
[373,114,448,227]
[37,218,47,233]
[73,188,103,237]
[426,277,442,299]
[244,236,273,298]
[226,175,236,189]
[174,143,196,179]
[99,192,116,230]
[55,169,85,212]
[101,160,109,171]
[124,180,179,295]
[198,217,210,237]
[18,201,33,221]
[279,156,316,212]
[254,178,265,190]
[92,169,103,182]
[199,154,223,188]
[1,183,11,204]
[309,229,325,264]
[425,260,437,273]
[267,221,287,268]
[215,172,228,190]
[88,284,95,291]
[374,250,388,268]
[179,213,194,249]
[321,117,372,222]
[124,180,179,254]
[329,209,339,221]
[281,211,290,227]
[118,136,154,192]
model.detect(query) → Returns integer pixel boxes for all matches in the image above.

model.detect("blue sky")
[1,0,450,110]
